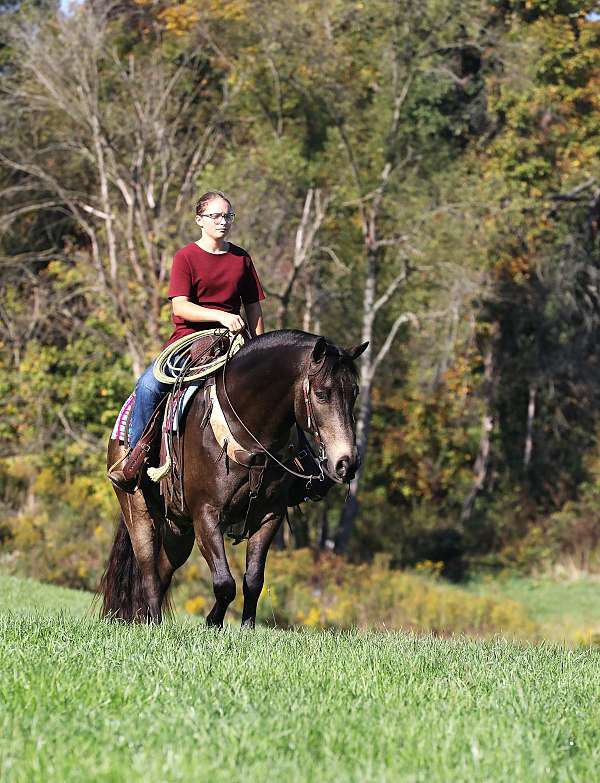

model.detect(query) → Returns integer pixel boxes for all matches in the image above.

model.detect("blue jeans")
[129,362,171,448]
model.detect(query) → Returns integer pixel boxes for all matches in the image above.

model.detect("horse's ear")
[346,342,369,360]
[312,337,328,363]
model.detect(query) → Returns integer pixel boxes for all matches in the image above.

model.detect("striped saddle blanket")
[111,393,135,444]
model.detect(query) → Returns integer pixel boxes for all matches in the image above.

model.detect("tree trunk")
[461,337,498,523]
[292,510,310,548]
[334,249,377,552]
[318,502,331,549]
[523,384,536,469]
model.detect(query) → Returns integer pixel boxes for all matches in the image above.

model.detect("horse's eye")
[315,389,332,403]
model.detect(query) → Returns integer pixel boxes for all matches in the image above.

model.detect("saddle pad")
[172,384,202,432]
[111,392,135,442]
[166,378,250,462]
[207,380,249,463]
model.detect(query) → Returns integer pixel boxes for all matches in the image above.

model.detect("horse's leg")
[194,505,236,628]
[242,512,283,629]
[157,522,195,604]
[121,493,164,623]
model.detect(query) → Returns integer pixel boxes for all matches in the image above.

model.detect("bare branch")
[318,245,350,273]
[0,201,65,229]
[79,203,112,220]
[547,178,597,202]
[274,188,332,327]
[372,311,419,375]
[372,263,409,314]
[56,409,103,449]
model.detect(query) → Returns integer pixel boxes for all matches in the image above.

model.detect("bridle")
[220,334,329,484]
[302,374,328,469]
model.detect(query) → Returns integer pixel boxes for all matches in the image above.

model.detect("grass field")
[470,574,600,643]
[1,575,600,782]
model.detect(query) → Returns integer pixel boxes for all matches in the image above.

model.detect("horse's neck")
[224,340,306,445]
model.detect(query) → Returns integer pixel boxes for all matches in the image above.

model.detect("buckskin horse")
[101,330,367,627]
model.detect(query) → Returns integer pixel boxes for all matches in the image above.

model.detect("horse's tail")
[99,513,146,622]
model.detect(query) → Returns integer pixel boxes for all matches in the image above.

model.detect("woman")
[109,191,265,491]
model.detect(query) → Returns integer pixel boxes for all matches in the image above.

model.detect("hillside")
[1,576,599,782]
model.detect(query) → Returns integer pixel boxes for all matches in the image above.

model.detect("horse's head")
[302,336,368,483]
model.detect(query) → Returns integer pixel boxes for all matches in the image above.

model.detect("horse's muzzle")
[334,452,360,482]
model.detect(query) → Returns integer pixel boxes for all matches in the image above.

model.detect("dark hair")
[195,191,232,216]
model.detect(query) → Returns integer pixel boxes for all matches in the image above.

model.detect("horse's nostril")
[336,457,350,477]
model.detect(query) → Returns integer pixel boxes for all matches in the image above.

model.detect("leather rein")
[220,333,328,484]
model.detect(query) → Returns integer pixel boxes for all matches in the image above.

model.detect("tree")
[1,1,235,375]
[288,0,493,550]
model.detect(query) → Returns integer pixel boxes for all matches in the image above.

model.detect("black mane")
[236,329,352,361]
[235,329,319,356]
[233,329,358,383]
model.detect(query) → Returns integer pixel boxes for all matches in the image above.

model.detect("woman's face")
[196,197,234,241]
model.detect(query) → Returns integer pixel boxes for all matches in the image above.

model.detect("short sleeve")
[168,250,193,300]
[239,255,266,305]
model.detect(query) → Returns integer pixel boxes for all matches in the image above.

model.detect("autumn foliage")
[1,1,599,593]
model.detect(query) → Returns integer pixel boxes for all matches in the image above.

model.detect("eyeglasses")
[200,212,236,223]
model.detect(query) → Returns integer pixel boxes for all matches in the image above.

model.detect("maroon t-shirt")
[165,242,265,347]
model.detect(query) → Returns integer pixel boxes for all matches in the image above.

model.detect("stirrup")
[107,464,139,495]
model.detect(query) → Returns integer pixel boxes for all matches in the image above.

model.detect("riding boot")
[107,467,137,494]
[107,440,152,494]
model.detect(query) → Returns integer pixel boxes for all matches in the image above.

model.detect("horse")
[101,330,368,627]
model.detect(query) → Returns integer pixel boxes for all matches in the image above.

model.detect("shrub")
[177,548,539,639]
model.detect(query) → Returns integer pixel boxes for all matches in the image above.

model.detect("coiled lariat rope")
[152,328,245,384]
[148,327,243,490]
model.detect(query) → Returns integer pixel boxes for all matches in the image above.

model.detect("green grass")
[1,576,600,782]
[0,574,92,617]
[470,574,600,642]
